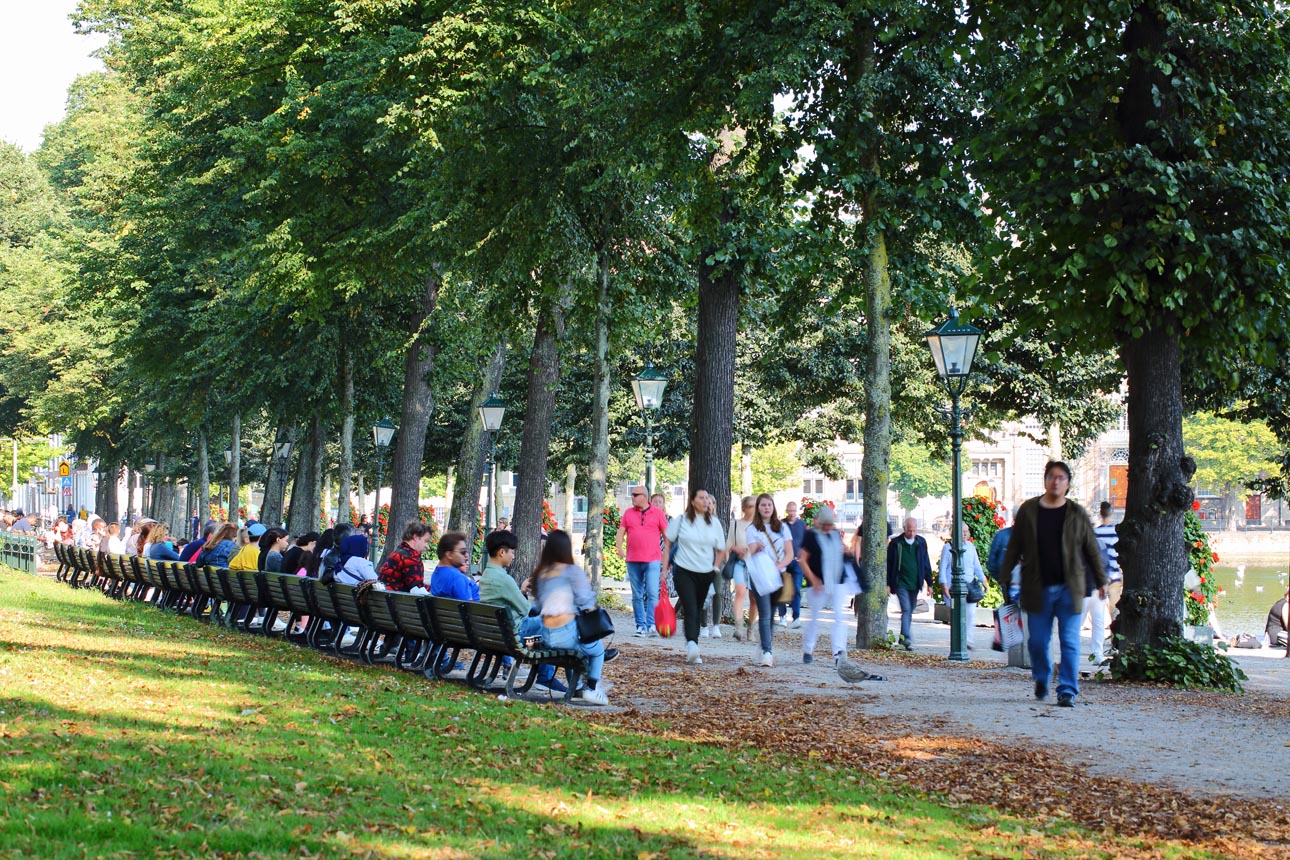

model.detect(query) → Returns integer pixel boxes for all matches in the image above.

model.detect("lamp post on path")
[925,308,982,663]
[631,362,668,495]
[223,447,233,521]
[370,418,396,563]
[474,393,507,570]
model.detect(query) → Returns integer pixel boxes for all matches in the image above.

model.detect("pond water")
[1208,564,1289,638]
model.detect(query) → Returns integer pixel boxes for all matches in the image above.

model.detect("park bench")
[385,591,436,672]
[458,602,587,701]
[259,571,313,639]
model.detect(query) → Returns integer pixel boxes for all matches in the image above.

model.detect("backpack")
[319,550,341,585]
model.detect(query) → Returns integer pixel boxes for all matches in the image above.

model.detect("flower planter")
[1183,624,1214,647]
[932,602,995,628]
[933,603,951,624]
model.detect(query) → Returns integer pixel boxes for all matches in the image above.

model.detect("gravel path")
[603,595,1290,801]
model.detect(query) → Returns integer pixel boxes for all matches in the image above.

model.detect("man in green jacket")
[1001,461,1107,707]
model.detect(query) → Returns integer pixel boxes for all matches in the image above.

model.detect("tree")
[889,440,947,514]
[1183,413,1279,528]
[974,1,1290,647]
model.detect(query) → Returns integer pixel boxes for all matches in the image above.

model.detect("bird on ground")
[835,654,885,683]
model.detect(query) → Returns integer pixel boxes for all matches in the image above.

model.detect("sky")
[0,0,107,153]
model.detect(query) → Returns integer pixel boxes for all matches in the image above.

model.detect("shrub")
[602,546,626,581]
[1106,635,1247,693]
[1183,507,1221,627]
[800,498,836,527]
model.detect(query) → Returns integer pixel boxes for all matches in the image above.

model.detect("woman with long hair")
[134,522,154,556]
[664,488,727,665]
[257,528,289,572]
[197,523,239,568]
[280,531,320,579]
[145,523,181,561]
[525,530,609,705]
[745,494,794,667]
[725,496,756,641]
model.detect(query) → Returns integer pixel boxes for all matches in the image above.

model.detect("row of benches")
[51,542,588,701]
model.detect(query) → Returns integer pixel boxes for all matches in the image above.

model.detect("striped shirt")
[1093,523,1121,582]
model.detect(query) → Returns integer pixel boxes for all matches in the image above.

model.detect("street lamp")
[631,362,668,495]
[371,418,397,563]
[474,393,507,568]
[273,430,294,461]
[223,447,233,520]
[143,457,156,522]
[926,308,983,663]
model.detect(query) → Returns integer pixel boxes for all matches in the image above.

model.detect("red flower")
[994,516,1005,527]
[1211,552,1219,562]
[1192,500,1201,511]
[1199,576,1205,584]
[1190,591,1204,602]
[1193,540,1203,548]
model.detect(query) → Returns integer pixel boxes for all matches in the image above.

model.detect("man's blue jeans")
[1027,583,1082,700]
[627,560,661,630]
[895,587,920,646]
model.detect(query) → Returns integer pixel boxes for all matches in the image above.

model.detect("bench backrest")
[262,572,313,615]
[361,588,402,636]
[327,583,368,627]
[425,597,472,650]
[386,592,435,641]
[460,602,519,654]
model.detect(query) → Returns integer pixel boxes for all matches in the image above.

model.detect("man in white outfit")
[799,506,861,663]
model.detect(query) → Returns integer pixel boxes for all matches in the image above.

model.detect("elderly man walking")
[1002,461,1107,707]
[799,506,863,664]
[616,484,670,637]
[886,517,934,650]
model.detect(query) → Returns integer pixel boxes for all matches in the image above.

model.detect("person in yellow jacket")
[228,523,268,570]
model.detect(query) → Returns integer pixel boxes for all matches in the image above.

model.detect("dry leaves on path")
[584,649,1290,859]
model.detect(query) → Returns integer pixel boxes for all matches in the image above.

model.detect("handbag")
[655,580,677,637]
[966,578,986,603]
[996,603,1024,650]
[773,566,797,606]
[575,607,615,643]
[720,554,738,581]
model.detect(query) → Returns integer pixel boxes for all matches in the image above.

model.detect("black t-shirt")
[1036,503,1068,587]
[1268,598,1288,641]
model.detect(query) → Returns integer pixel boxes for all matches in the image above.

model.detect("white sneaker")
[699,627,710,638]
[580,687,609,706]
[647,626,659,638]
[634,626,646,637]
[760,651,774,667]
[271,618,289,633]
[685,641,702,664]
[340,631,358,648]
[776,617,788,628]
[789,618,802,630]
[709,625,722,639]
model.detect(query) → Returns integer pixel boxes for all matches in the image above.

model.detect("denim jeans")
[748,580,775,653]
[1028,583,1082,699]
[626,560,661,630]
[776,560,804,621]
[895,587,920,646]
[541,618,604,683]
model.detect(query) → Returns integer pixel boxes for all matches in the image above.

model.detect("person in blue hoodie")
[428,532,480,601]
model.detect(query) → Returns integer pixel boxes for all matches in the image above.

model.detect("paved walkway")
[603,589,1290,800]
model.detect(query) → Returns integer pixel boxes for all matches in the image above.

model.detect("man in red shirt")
[377,521,433,592]
[615,485,671,636]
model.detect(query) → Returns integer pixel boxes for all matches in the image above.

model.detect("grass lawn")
[0,567,1218,859]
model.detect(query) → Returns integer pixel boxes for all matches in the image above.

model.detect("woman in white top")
[725,496,756,641]
[745,493,794,667]
[664,488,728,665]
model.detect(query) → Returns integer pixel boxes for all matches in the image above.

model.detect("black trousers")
[674,564,715,644]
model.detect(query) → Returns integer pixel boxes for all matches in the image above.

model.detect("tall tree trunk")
[197,431,210,524]
[286,431,316,537]
[511,289,571,582]
[857,226,892,650]
[102,460,119,524]
[1118,320,1192,647]
[586,251,612,591]
[740,444,753,496]
[384,272,440,563]
[230,414,241,524]
[311,414,325,532]
[124,466,134,521]
[689,236,740,625]
[338,345,354,525]
[261,423,296,527]
[443,466,455,526]
[449,342,507,533]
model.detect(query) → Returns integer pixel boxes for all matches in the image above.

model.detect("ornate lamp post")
[925,308,983,663]
[370,418,397,563]
[223,446,233,520]
[473,393,507,568]
[143,457,156,521]
[631,362,668,495]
